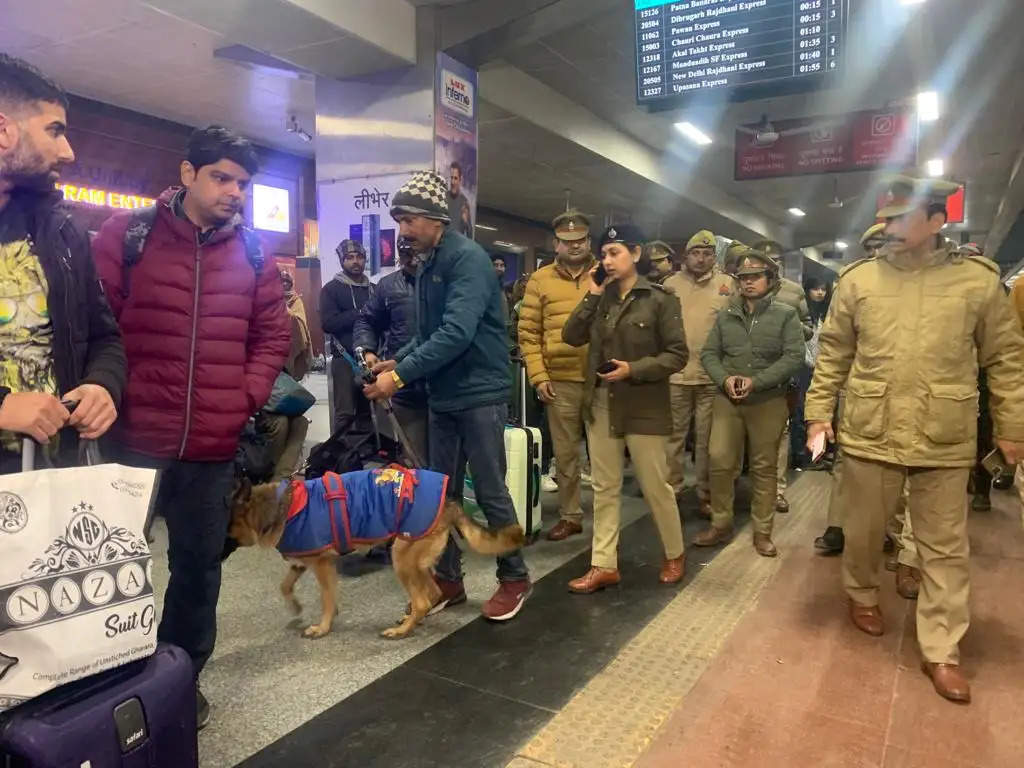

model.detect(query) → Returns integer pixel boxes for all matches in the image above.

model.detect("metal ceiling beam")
[440,0,621,67]
[479,63,789,244]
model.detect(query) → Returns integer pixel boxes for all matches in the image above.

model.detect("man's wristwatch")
[391,371,405,389]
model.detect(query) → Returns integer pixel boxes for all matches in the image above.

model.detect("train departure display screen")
[635,0,847,106]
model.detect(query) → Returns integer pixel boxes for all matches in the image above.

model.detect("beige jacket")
[663,266,735,385]
[805,244,1024,467]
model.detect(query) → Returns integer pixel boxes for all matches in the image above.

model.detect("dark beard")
[1,139,58,194]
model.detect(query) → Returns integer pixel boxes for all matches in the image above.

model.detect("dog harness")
[276,467,448,558]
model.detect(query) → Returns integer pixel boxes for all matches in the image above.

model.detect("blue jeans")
[431,403,529,583]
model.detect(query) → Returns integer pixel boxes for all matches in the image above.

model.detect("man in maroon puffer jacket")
[92,126,289,729]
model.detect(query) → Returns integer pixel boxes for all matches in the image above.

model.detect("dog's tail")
[448,503,525,555]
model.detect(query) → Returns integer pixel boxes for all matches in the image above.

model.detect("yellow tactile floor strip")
[509,473,830,768]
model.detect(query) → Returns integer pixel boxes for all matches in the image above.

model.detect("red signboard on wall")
[734,108,917,181]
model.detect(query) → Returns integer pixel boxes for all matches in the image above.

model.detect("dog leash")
[340,348,426,469]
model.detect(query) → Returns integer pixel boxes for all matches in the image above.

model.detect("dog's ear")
[231,477,252,507]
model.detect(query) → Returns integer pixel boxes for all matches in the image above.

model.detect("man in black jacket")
[0,55,125,471]
[354,240,427,464]
[321,239,375,433]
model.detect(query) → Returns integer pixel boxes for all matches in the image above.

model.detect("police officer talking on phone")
[561,224,688,593]
[805,175,1024,704]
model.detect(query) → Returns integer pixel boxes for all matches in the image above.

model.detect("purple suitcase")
[0,643,197,768]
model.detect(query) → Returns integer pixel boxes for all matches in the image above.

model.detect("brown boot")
[896,564,921,600]
[848,601,884,636]
[753,533,777,557]
[659,556,685,584]
[921,662,971,703]
[568,567,621,594]
[547,519,583,541]
[694,525,733,547]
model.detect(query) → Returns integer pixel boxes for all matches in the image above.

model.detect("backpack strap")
[238,226,264,273]
[121,206,159,299]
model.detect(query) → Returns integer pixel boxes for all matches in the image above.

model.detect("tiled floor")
[634,478,1024,768]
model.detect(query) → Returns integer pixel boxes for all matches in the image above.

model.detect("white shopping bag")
[0,446,158,712]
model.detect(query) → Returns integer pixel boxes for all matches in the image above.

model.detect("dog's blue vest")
[276,467,448,558]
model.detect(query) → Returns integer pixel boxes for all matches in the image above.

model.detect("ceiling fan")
[826,178,859,209]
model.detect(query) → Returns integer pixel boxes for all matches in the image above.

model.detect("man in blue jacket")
[364,171,531,621]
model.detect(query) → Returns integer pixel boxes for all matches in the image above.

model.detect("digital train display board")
[635,0,848,107]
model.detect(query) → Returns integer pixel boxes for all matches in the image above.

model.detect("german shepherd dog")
[227,474,524,640]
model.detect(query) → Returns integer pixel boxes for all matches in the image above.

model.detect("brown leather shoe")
[753,533,778,557]
[568,567,621,594]
[697,498,712,519]
[896,564,921,600]
[775,495,789,513]
[659,556,685,584]
[849,601,884,636]
[921,662,971,703]
[547,519,583,541]
[694,525,733,547]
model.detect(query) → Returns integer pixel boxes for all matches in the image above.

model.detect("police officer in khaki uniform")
[697,249,805,556]
[723,241,747,276]
[805,176,1024,703]
[664,230,735,515]
[644,240,676,285]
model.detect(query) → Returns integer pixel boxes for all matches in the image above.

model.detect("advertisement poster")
[734,107,917,181]
[317,172,412,280]
[435,52,479,239]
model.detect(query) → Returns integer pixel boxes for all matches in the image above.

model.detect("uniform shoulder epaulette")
[963,254,1000,276]
[838,257,874,278]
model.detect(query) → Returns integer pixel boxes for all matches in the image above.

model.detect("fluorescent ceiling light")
[926,158,945,177]
[788,207,806,217]
[674,121,712,146]
[900,0,926,5]
[835,240,848,250]
[917,90,940,121]
[475,224,498,231]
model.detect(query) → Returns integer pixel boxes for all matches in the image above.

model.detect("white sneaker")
[581,471,593,487]
[541,474,558,493]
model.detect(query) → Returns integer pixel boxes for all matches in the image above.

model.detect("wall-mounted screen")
[635,0,848,108]
[253,183,291,233]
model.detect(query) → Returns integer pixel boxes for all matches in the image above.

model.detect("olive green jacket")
[562,276,687,436]
[701,293,805,404]
[805,244,1024,467]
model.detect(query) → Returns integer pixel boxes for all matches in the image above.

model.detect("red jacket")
[92,188,290,461]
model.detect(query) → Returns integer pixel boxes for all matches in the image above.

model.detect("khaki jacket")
[563,276,688,436]
[805,245,1024,467]
[773,277,814,340]
[518,259,594,385]
[664,266,735,385]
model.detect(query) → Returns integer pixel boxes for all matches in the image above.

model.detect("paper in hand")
[810,431,827,463]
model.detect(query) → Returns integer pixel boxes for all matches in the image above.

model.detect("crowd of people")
[2,52,1022,740]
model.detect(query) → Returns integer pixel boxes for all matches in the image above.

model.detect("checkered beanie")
[390,171,452,224]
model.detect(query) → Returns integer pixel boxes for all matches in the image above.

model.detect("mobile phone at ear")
[593,264,607,285]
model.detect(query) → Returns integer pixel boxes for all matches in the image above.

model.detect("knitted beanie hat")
[390,171,452,223]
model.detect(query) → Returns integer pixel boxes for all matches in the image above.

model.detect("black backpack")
[120,205,264,298]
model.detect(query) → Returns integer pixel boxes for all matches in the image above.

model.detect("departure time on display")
[635,0,847,106]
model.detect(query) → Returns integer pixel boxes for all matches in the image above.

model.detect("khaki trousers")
[667,383,716,499]
[777,419,790,495]
[890,482,919,568]
[840,453,970,664]
[586,388,684,570]
[708,394,789,536]
[546,381,586,523]
[259,413,310,481]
